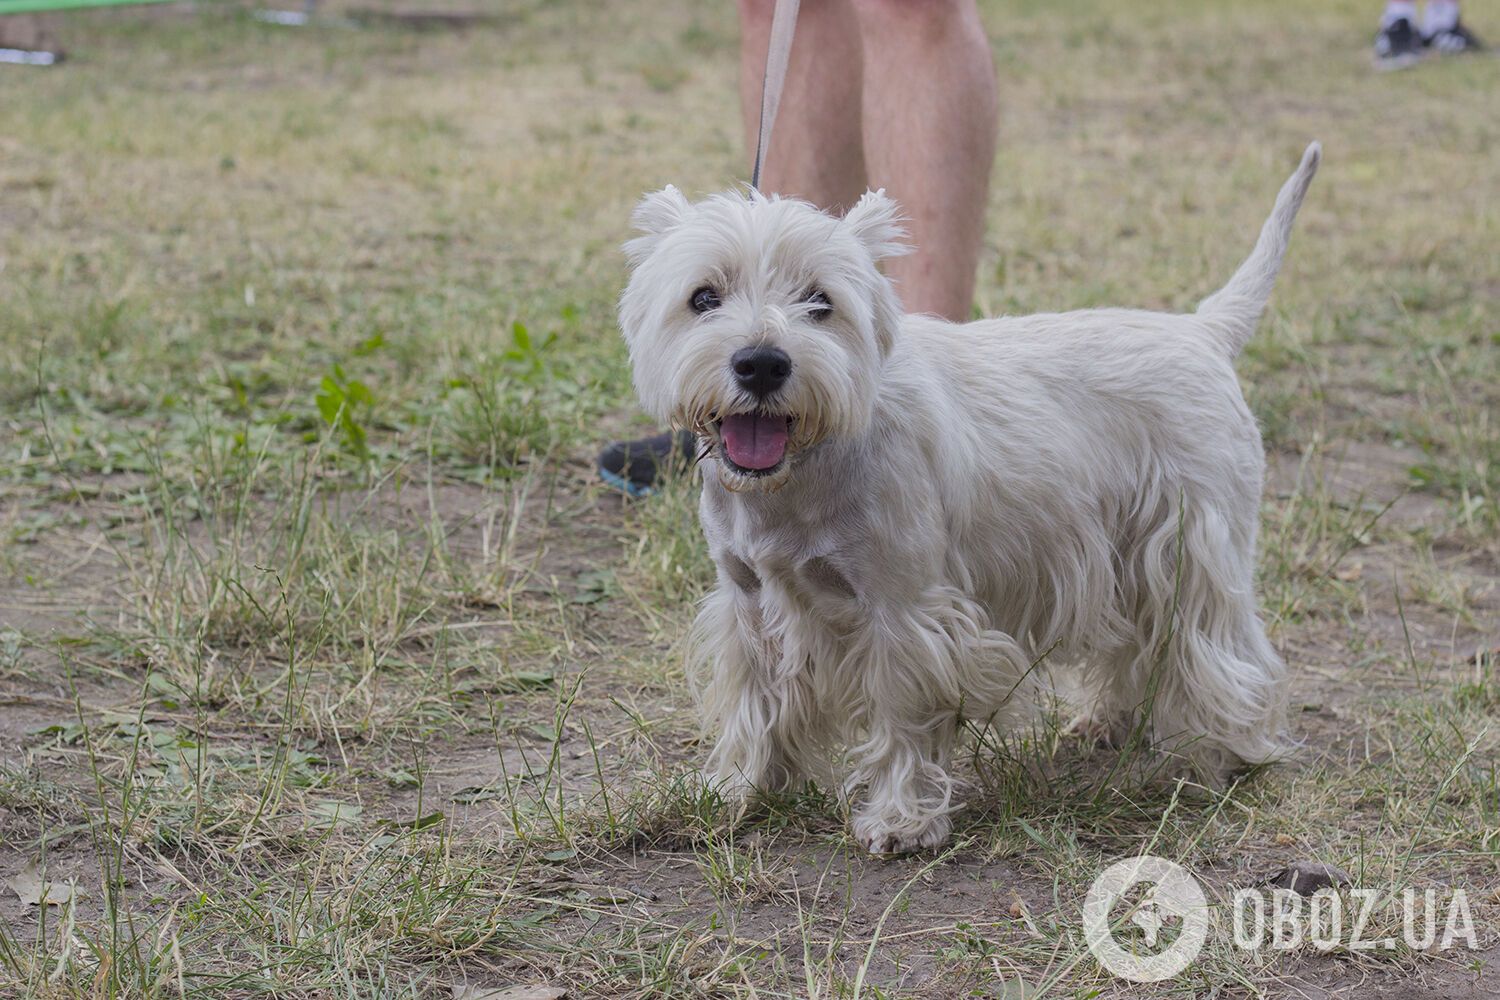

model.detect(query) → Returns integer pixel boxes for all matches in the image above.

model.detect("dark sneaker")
[597,429,697,497]
[1374,16,1424,69]
[1426,20,1485,54]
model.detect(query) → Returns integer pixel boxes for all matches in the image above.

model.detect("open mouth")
[715,412,793,476]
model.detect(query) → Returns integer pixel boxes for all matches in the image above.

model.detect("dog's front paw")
[851,811,952,855]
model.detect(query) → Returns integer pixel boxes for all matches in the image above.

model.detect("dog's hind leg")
[1065,655,1139,750]
[1117,505,1291,781]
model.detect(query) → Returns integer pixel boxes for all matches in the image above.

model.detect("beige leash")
[750,0,802,192]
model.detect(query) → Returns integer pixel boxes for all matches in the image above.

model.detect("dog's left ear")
[842,189,909,261]
[624,185,691,265]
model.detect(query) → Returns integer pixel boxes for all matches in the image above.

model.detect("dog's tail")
[1196,142,1321,356]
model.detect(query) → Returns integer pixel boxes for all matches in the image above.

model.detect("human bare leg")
[853,0,997,321]
[736,0,868,211]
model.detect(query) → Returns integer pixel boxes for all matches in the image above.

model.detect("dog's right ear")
[624,185,691,265]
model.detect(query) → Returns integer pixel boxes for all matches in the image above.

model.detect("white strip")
[0,48,59,65]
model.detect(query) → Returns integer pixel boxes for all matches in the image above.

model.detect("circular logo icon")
[1084,855,1209,982]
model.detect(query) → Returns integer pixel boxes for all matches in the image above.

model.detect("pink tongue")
[720,413,790,471]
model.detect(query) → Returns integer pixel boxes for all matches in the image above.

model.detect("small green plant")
[502,319,552,378]
[443,319,563,474]
[314,363,375,460]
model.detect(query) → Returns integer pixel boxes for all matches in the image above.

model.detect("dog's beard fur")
[619,145,1321,854]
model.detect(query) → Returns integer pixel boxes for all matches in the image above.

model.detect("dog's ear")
[842,189,909,261]
[632,185,690,235]
[624,185,691,265]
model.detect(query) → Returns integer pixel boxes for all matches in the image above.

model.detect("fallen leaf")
[378,811,445,831]
[1265,860,1353,895]
[496,671,555,694]
[9,862,75,906]
[308,801,363,828]
[998,979,1038,1000]
[452,784,505,804]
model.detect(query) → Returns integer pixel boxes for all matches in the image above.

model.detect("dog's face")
[619,187,906,491]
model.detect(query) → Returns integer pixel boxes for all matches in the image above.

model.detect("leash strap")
[750,0,801,192]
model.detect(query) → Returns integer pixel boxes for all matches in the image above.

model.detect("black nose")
[730,346,792,398]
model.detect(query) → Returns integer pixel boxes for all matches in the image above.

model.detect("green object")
[0,0,175,14]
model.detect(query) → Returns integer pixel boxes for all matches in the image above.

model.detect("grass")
[1,0,1497,997]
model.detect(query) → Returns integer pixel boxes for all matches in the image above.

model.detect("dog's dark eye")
[690,286,721,314]
[803,288,832,319]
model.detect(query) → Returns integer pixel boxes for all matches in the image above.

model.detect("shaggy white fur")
[619,143,1321,854]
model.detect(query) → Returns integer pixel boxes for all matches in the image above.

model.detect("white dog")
[619,144,1320,854]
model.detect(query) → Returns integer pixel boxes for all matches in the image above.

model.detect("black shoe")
[1426,19,1485,54]
[1374,16,1424,69]
[597,429,697,497]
